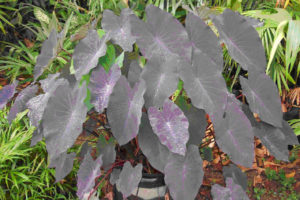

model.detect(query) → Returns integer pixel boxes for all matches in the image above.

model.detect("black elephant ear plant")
[0,5,298,200]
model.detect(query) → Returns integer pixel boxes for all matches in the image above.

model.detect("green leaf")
[266,20,288,73]
[62,12,74,39]
[114,52,125,68]
[288,119,300,136]
[243,8,292,25]
[97,29,106,38]
[286,20,300,73]
[80,73,94,111]
[98,44,115,72]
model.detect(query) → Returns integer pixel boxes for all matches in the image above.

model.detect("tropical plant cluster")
[0,2,299,200]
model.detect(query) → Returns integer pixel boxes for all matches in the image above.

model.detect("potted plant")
[0,4,298,200]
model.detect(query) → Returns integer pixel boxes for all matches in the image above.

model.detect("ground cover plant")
[0,1,299,200]
[0,108,80,199]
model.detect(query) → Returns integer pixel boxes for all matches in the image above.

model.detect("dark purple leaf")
[34,30,62,80]
[223,164,248,191]
[59,63,77,88]
[107,77,146,145]
[240,73,282,128]
[77,153,103,199]
[79,142,92,161]
[211,9,266,72]
[73,30,110,80]
[116,162,143,198]
[148,99,189,156]
[40,73,60,92]
[141,57,179,108]
[179,48,228,119]
[164,145,204,200]
[42,81,88,159]
[110,168,121,185]
[30,125,43,146]
[182,105,207,146]
[214,95,254,168]
[129,5,191,61]
[242,103,298,161]
[88,64,121,113]
[211,177,250,200]
[138,113,171,172]
[127,60,142,87]
[96,137,116,170]
[186,12,223,69]
[0,81,18,110]
[102,8,136,51]
[254,120,298,161]
[27,76,67,128]
[48,151,76,183]
[8,84,38,123]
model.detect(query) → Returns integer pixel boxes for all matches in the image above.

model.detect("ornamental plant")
[0,5,298,200]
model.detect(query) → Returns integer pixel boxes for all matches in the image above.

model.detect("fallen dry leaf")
[285,170,296,178]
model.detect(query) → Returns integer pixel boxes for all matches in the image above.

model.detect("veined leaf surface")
[129,5,191,61]
[73,30,110,80]
[148,99,189,156]
[77,153,103,199]
[116,162,143,198]
[102,8,136,51]
[88,64,121,113]
[0,81,18,109]
[212,9,266,72]
[164,145,204,200]
[42,81,88,159]
[107,77,146,145]
[240,73,282,127]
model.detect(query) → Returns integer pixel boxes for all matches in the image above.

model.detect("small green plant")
[0,108,80,199]
[265,167,278,180]
[253,187,266,200]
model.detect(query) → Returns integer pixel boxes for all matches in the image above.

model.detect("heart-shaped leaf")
[223,164,248,191]
[73,30,110,80]
[107,77,146,145]
[138,113,171,172]
[0,81,18,110]
[34,30,62,80]
[116,162,143,198]
[179,49,228,119]
[240,73,282,128]
[77,152,103,199]
[182,104,207,146]
[27,75,67,128]
[141,57,179,108]
[102,8,136,51]
[211,177,250,200]
[42,81,88,159]
[164,145,204,200]
[48,151,76,183]
[88,64,121,113]
[186,12,223,69]
[8,84,38,123]
[96,137,116,170]
[255,121,298,161]
[148,99,189,156]
[110,168,121,185]
[214,95,254,168]
[129,5,191,61]
[211,9,266,72]
[242,103,298,161]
